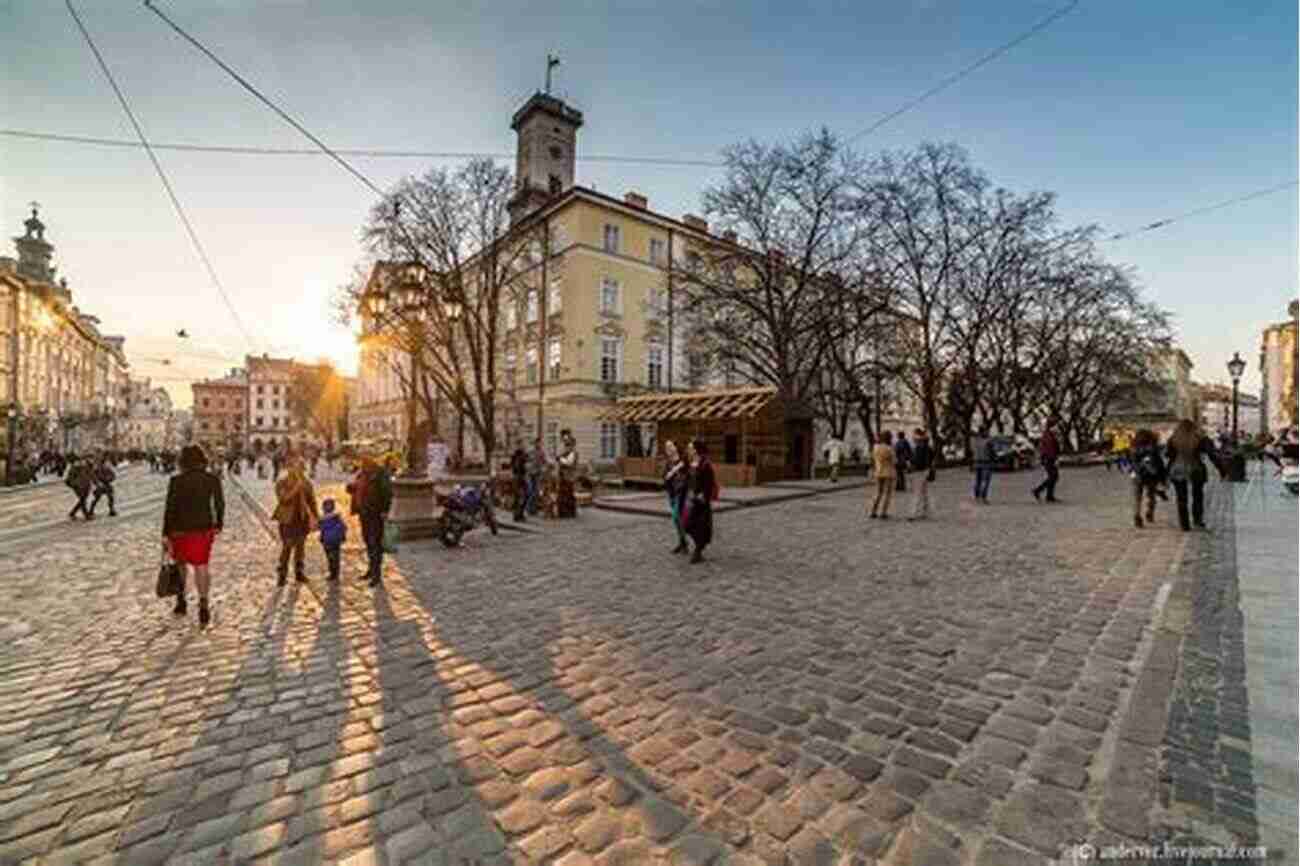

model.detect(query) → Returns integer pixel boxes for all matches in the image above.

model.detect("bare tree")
[337,158,541,476]
[671,130,884,462]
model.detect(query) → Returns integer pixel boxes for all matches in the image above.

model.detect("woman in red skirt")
[163,444,225,627]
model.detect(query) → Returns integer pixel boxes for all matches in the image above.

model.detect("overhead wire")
[846,0,1080,143]
[1103,180,1299,241]
[64,0,262,354]
[0,128,724,168]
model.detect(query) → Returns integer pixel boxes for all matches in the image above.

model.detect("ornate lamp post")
[1227,351,1246,442]
[360,264,462,541]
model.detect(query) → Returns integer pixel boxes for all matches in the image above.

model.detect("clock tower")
[507,92,584,226]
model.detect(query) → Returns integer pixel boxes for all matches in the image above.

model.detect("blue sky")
[2,0,1295,407]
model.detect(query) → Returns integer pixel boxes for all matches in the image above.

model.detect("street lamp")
[1227,351,1246,441]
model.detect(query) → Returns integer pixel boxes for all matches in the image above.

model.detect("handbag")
[156,549,182,598]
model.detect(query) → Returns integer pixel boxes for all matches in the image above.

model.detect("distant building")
[120,377,176,451]
[0,206,130,454]
[245,355,297,452]
[1108,347,1198,437]
[1259,318,1298,435]
[191,369,246,454]
[1194,382,1260,438]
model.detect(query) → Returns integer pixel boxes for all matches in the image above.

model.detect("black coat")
[163,469,225,535]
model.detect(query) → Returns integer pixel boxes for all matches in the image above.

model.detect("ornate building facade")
[191,369,246,454]
[1259,318,1298,435]
[1,208,130,454]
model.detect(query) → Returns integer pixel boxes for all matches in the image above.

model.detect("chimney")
[722,229,737,244]
[682,214,708,233]
[623,191,648,210]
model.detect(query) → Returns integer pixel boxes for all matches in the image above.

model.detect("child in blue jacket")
[318,498,347,581]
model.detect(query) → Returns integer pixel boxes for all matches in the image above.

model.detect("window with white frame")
[525,347,538,385]
[600,422,619,460]
[599,278,620,316]
[548,276,562,314]
[505,350,517,389]
[648,286,666,319]
[600,338,621,383]
[603,223,620,253]
[548,337,562,381]
[651,238,668,266]
[546,421,559,455]
[526,289,538,323]
[551,223,568,250]
[647,343,664,389]
[505,301,517,331]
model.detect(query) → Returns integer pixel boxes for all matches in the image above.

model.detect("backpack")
[1136,449,1160,482]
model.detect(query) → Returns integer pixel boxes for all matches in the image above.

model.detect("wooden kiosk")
[602,386,814,487]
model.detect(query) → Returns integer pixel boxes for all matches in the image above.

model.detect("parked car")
[989,436,1034,471]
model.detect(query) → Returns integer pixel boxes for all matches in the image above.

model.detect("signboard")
[427,441,449,479]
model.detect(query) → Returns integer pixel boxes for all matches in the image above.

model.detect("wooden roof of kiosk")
[596,386,778,423]
[599,387,814,486]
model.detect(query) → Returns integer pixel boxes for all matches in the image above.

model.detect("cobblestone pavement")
[0,467,161,536]
[0,467,1284,865]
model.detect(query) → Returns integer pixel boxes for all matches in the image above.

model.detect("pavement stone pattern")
[0,465,1281,865]
[1158,488,1260,847]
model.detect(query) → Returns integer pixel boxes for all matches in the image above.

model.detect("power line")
[64,0,261,352]
[847,0,1080,143]
[0,128,724,168]
[146,0,387,198]
[1104,180,1299,242]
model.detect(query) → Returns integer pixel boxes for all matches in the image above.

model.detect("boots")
[672,542,688,554]
[173,594,187,616]
[1134,514,1143,529]
[198,598,210,628]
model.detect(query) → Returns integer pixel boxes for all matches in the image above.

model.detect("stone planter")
[389,476,438,541]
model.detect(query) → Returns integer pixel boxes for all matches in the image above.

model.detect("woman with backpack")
[1164,419,1218,531]
[1131,429,1165,528]
[684,439,718,564]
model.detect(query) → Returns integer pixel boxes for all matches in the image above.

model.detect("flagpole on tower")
[545,54,560,94]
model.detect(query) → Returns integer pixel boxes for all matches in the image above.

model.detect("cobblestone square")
[0,466,1292,865]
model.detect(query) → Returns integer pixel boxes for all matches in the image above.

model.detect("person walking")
[349,455,393,586]
[870,431,896,519]
[907,428,935,521]
[525,438,545,516]
[271,449,283,482]
[1031,420,1061,503]
[1165,419,1218,531]
[1131,429,1165,528]
[162,444,224,627]
[824,434,844,483]
[273,460,319,585]
[971,426,994,503]
[663,440,690,554]
[893,431,912,493]
[88,456,118,518]
[556,429,579,519]
[318,498,347,582]
[66,459,94,521]
[510,443,529,523]
[684,439,718,564]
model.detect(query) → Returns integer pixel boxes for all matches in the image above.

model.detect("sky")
[2,0,1296,409]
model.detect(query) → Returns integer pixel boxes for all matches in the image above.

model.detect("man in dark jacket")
[66,459,94,521]
[1032,420,1062,503]
[510,444,529,522]
[89,457,118,517]
[349,456,393,587]
[893,431,912,493]
[906,429,935,521]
